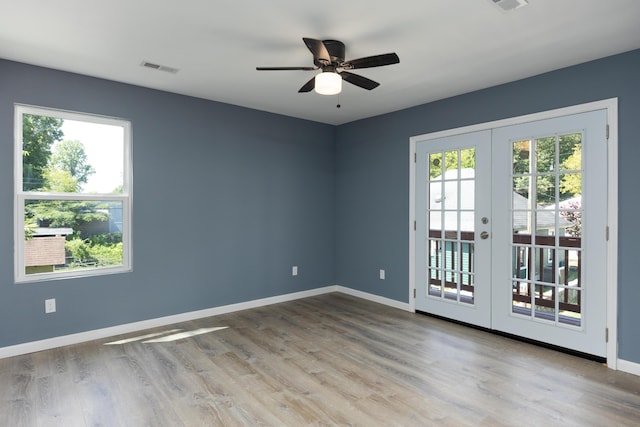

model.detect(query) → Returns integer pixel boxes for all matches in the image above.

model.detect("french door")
[414,109,608,357]
[415,130,492,328]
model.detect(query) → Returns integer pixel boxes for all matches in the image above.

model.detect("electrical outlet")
[379,269,386,280]
[45,298,56,314]
[292,266,298,276]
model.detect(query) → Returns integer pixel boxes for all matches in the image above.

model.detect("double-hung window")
[15,105,132,282]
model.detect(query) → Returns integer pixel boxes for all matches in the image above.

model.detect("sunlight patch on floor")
[143,327,229,343]
[104,326,228,345]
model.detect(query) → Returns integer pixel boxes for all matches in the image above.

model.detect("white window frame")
[14,104,132,283]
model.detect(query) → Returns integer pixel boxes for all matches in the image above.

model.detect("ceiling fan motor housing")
[319,40,345,66]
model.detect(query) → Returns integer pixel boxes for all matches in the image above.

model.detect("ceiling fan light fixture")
[315,71,342,95]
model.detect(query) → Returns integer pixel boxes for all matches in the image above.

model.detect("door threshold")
[415,310,606,364]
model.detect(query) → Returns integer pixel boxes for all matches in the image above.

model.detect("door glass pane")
[430,181,443,210]
[511,132,584,327]
[427,147,476,306]
[513,176,531,207]
[537,247,556,284]
[461,148,475,170]
[445,150,458,172]
[429,268,442,297]
[443,180,458,210]
[535,210,556,240]
[461,242,474,272]
[535,284,556,320]
[559,133,582,171]
[560,249,581,287]
[536,137,556,174]
[430,152,443,180]
[513,210,531,239]
[513,140,531,174]
[460,180,474,210]
[429,240,441,268]
[430,211,442,234]
[559,287,581,326]
[443,212,458,237]
[512,245,530,279]
[428,239,442,297]
[512,280,532,316]
[460,212,474,232]
[444,265,458,301]
[560,173,581,202]
[536,174,556,206]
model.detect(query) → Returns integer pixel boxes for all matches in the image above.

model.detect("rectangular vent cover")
[141,61,179,74]
[491,0,528,11]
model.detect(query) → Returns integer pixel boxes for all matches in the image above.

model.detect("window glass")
[16,105,131,282]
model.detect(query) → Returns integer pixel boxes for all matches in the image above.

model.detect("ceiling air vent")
[490,0,528,11]
[140,61,179,74]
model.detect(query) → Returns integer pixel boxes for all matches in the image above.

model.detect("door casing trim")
[408,98,618,369]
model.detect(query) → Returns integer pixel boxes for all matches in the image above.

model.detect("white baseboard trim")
[335,285,412,312]
[617,358,640,376]
[2,286,638,378]
[0,285,339,359]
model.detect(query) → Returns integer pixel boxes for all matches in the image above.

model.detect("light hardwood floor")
[1,292,639,426]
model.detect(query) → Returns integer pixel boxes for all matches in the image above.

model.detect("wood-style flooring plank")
[1,292,640,426]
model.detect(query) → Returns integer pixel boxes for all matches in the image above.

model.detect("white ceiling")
[1,0,639,125]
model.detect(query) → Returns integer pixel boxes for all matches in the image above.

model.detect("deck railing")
[512,234,582,325]
[428,231,582,322]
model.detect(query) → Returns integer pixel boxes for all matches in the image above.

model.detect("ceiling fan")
[256,37,400,95]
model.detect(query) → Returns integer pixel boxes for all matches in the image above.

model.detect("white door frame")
[409,98,618,369]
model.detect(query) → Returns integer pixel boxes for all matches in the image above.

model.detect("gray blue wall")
[0,60,335,347]
[335,49,640,363]
[2,48,639,365]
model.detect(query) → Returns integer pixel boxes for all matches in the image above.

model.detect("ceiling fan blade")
[256,66,317,71]
[298,77,315,93]
[303,37,330,63]
[342,53,400,69]
[340,71,380,90]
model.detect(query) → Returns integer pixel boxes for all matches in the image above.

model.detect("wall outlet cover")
[45,298,56,314]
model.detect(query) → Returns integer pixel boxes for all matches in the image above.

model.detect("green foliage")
[111,184,124,194]
[511,133,582,204]
[560,144,582,195]
[64,237,92,263]
[22,117,103,232]
[22,114,64,190]
[42,168,79,192]
[24,222,37,240]
[87,242,123,266]
[50,139,95,187]
[87,232,122,246]
[25,200,109,228]
[429,149,475,179]
[65,233,123,267]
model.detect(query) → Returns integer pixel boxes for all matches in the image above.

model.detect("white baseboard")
[335,285,412,311]
[617,358,640,376]
[0,285,411,359]
[0,285,339,359]
[2,286,638,378]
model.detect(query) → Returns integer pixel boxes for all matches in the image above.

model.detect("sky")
[58,119,124,193]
